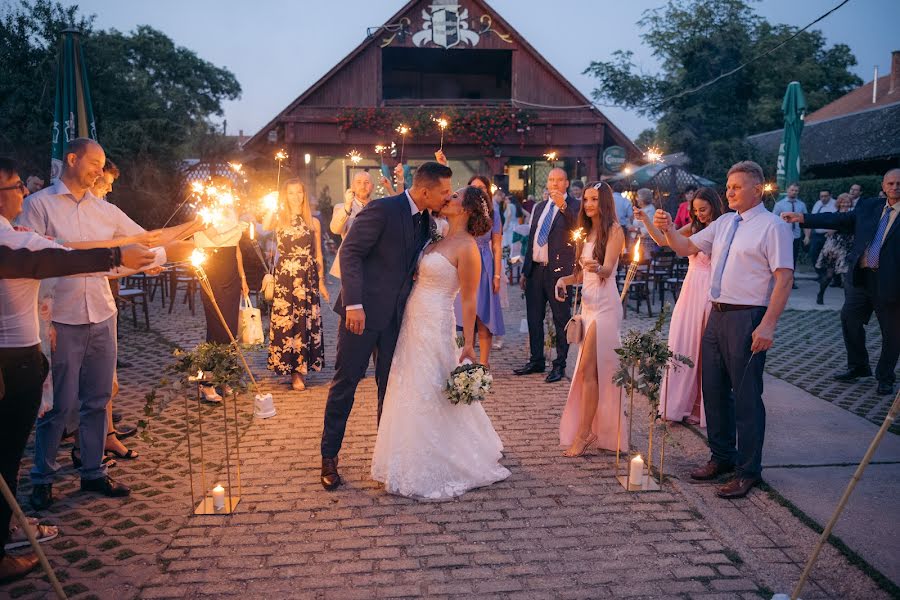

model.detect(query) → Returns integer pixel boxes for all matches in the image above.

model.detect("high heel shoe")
[71,448,117,469]
[562,433,598,457]
[105,432,139,460]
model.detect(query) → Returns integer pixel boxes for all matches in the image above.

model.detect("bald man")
[515,168,580,383]
[330,171,375,279]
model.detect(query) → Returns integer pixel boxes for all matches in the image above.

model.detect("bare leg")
[292,371,305,391]
[564,323,599,457]
[476,317,492,367]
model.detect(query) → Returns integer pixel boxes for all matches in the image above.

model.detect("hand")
[132,230,163,247]
[393,163,404,181]
[48,325,57,354]
[379,175,393,191]
[345,307,366,335]
[434,149,448,166]
[751,322,776,353]
[653,209,673,232]
[492,276,501,294]
[520,274,527,291]
[120,244,156,270]
[554,277,569,302]
[241,278,250,297]
[781,212,805,224]
[581,259,599,273]
[549,190,566,209]
[459,344,476,365]
[145,266,164,276]
[633,208,648,223]
[319,280,330,302]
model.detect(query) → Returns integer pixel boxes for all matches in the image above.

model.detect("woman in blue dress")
[454,175,505,367]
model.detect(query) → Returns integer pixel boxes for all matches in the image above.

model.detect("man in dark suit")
[514,168,580,383]
[783,168,900,395]
[320,162,455,490]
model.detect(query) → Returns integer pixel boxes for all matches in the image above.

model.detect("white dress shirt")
[0,216,71,347]
[690,203,793,307]
[17,181,165,325]
[810,198,837,234]
[613,192,633,227]
[531,197,566,264]
[771,196,807,239]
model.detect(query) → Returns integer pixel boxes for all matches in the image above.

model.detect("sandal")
[105,432,139,460]
[200,384,222,403]
[563,433,598,458]
[5,521,59,551]
[71,448,117,469]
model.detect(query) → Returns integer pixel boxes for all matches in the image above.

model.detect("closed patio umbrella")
[776,81,806,191]
[50,28,98,180]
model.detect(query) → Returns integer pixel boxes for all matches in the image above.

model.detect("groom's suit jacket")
[333,192,433,331]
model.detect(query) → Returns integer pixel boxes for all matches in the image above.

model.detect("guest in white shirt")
[612,181,633,231]
[634,188,659,255]
[18,138,169,508]
[655,160,793,499]
[806,190,837,274]
[847,183,862,209]
[771,183,807,288]
[329,171,374,279]
[0,157,156,582]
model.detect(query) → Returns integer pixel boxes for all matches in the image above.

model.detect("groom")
[320,161,454,490]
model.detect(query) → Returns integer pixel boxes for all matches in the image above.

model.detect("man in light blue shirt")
[612,182,633,230]
[771,182,807,288]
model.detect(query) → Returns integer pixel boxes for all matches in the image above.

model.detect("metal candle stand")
[185,374,243,515]
[614,362,669,492]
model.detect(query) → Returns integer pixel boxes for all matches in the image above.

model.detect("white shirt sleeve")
[765,220,795,273]
[110,204,146,238]
[689,217,720,256]
[17,197,49,236]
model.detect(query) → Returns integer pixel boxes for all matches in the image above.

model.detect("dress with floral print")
[267,215,324,375]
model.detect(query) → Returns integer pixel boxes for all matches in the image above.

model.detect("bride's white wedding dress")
[371,251,511,499]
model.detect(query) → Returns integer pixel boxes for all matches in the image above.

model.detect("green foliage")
[612,305,693,418]
[0,0,241,227]
[587,0,861,181]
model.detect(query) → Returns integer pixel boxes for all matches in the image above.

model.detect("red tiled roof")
[806,74,897,122]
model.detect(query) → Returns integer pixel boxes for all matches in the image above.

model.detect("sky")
[56,0,898,140]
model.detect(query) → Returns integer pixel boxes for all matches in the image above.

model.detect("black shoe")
[545,366,565,383]
[112,410,123,424]
[80,476,130,497]
[833,367,872,382]
[513,362,545,376]
[116,359,131,369]
[876,381,895,395]
[321,457,341,491]
[30,484,53,510]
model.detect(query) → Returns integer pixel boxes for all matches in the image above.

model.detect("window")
[382,47,512,101]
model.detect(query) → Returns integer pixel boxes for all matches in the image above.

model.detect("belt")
[711,302,763,312]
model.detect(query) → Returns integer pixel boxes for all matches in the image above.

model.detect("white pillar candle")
[629,455,644,488]
[212,484,226,511]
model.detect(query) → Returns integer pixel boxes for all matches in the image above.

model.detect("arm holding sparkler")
[634,207,692,247]
[434,150,448,166]
[311,218,330,302]
[653,209,701,257]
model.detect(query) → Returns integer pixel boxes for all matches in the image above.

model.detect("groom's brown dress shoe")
[716,476,760,499]
[321,456,341,491]
[689,460,734,482]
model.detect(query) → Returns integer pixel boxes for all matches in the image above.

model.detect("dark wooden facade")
[245,0,639,196]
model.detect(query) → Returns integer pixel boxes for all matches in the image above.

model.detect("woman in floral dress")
[264,178,328,390]
[815,193,854,305]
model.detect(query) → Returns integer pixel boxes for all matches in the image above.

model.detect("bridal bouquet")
[445,362,493,405]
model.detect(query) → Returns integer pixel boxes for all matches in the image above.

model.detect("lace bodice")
[414,251,459,298]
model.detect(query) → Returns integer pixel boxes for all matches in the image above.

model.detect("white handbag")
[238,294,264,345]
[260,273,275,303]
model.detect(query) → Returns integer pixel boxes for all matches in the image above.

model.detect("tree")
[586,0,861,181]
[0,0,241,226]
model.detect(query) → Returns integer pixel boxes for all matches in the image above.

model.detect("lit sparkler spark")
[434,117,449,150]
[395,124,410,136]
[544,151,558,162]
[571,227,585,243]
[228,162,243,174]
[347,150,362,164]
[190,181,205,194]
[374,144,387,155]
[763,182,776,193]
[275,149,288,162]
[644,147,663,164]
[261,191,279,213]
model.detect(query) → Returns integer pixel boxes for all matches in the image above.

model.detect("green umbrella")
[776,81,806,191]
[50,28,98,180]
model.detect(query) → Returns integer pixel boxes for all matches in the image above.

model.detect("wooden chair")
[649,250,676,307]
[117,287,150,330]
[126,272,167,308]
[168,267,197,315]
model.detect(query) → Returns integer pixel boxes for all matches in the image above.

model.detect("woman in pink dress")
[634,187,725,425]
[555,182,626,456]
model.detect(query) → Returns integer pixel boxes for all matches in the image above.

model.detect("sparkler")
[544,151,559,163]
[347,149,362,165]
[189,249,262,395]
[275,149,288,189]
[619,237,642,302]
[571,227,585,244]
[396,124,410,163]
[433,117,449,151]
[644,147,663,164]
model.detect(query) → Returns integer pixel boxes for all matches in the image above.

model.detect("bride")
[371,186,511,499]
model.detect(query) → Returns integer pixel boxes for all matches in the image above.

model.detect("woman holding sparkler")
[634,187,725,425]
[264,178,328,391]
[555,182,626,457]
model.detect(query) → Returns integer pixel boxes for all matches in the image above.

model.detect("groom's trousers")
[321,317,400,458]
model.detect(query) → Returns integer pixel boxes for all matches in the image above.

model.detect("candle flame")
[197,370,203,379]
[396,124,410,135]
[249,222,255,240]
[190,249,207,268]
[347,150,362,164]
[633,237,641,262]
[275,149,288,162]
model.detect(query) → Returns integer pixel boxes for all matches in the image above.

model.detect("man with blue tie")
[782,169,900,396]
[656,161,794,499]
[515,168,580,383]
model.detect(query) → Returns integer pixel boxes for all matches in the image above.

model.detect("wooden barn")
[244,0,639,201]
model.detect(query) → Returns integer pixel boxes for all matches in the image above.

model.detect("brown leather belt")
[711,302,762,312]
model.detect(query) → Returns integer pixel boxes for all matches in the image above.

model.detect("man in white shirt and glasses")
[655,161,794,499]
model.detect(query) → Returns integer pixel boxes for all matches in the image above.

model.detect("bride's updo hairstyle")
[461,186,493,237]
